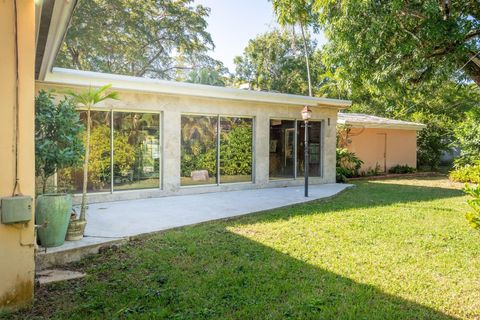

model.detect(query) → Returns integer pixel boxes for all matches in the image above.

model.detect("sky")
[193,0,326,73]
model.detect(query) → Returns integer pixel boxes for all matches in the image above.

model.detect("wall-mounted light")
[328,118,331,126]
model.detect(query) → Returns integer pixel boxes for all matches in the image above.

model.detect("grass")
[5,177,480,319]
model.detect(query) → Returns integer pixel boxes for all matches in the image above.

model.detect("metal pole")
[304,120,309,197]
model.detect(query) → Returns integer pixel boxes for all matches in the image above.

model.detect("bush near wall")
[388,164,416,174]
[336,148,363,182]
[449,162,480,184]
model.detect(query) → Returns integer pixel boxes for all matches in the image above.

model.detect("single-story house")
[337,113,425,173]
[36,69,351,203]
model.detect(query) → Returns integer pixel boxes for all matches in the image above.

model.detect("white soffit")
[42,68,352,108]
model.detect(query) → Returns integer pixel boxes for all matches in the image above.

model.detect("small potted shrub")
[35,90,84,247]
[63,85,118,240]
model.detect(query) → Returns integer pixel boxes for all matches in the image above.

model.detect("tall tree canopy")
[312,0,480,88]
[56,0,225,80]
[234,30,325,95]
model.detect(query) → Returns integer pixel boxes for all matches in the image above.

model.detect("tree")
[186,68,227,86]
[413,113,454,170]
[234,30,324,95]
[453,109,480,167]
[309,0,480,88]
[35,91,84,193]
[56,0,223,81]
[64,85,119,222]
[272,0,319,96]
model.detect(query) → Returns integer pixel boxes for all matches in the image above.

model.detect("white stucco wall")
[36,82,340,203]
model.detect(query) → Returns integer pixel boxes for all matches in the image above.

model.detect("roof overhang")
[35,0,77,80]
[40,68,352,108]
[337,119,426,131]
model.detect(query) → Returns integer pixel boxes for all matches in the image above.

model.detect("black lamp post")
[301,106,312,197]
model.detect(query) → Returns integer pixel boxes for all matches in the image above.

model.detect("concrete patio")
[37,183,351,268]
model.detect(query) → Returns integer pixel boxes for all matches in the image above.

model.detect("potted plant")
[35,90,84,247]
[64,85,119,240]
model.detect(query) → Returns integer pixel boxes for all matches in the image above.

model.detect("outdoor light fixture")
[301,106,312,197]
[301,106,312,121]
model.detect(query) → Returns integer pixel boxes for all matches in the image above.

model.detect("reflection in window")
[269,120,295,179]
[57,111,112,193]
[220,117,253,183]
[297,121,322,177]
[113,112,160,190]
[181,115,218,186]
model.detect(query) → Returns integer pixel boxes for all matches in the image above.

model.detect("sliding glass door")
[269,119,323,180]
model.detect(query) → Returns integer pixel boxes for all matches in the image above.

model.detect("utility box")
[0,196,33,224]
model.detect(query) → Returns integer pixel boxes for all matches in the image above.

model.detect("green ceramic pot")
[36,194,72,248]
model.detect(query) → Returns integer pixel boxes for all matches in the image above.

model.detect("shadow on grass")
[3,178,466,319]
[7,228,458,319]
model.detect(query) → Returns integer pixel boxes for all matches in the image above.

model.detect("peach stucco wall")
[0,0,36,311]
[345,127,418,172]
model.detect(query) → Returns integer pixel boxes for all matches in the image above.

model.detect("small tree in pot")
[63,85,119,240]
[35,90,84,247]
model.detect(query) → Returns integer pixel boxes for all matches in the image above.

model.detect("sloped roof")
[338,113,425,130]
[41,68,352,108]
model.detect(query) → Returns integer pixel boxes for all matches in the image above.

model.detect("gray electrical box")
[0,196,33,224]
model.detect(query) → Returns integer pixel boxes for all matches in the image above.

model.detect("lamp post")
[301,106,312,197]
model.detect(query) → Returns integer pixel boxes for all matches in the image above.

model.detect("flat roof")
[40,68,352,108]
[338,113,425,130]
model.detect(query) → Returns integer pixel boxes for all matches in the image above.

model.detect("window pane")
[269,120,295,179]
[57,110,112,193]
[297,121,322,177]
[113,112,160,190]
[181,115,218,186]
[220,117,253,183]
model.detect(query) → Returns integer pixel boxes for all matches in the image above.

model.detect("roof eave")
[41,68,352,108]
[337,120,426,131]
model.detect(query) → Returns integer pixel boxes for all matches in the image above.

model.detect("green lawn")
[5,177,480,319]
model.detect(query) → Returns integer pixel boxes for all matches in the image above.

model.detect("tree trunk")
[464,57,480,87]
[300,22,313,97]
[80,108,91,221]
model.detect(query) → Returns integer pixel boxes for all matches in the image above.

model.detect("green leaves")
[35,90,85,193]
[55,0,225,80]
[464,184,480,231]
[234,30,324,95]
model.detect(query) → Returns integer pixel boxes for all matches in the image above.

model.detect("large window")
[113,112,160,190]
[269,119,323,180]
[180,114,253,186]
[181,115,218,186]
[58,110,112,193]
[58,110,161,193]
[220,117,253,183]
[269,120,295,179]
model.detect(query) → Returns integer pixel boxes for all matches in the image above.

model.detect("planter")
[66,219,87,241]
[36,194,72,248]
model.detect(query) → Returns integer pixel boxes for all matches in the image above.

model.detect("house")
[1,1,353,310]
[337,113,425,173]
[37,69,351,203]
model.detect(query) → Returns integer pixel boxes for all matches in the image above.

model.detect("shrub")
[336,148,363,182]
[453,110,480,167]
[35,90,84,194]
[464,184,480,231]
[388,164,416,174]
[449,161,480,184]
[413,113,454,170]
